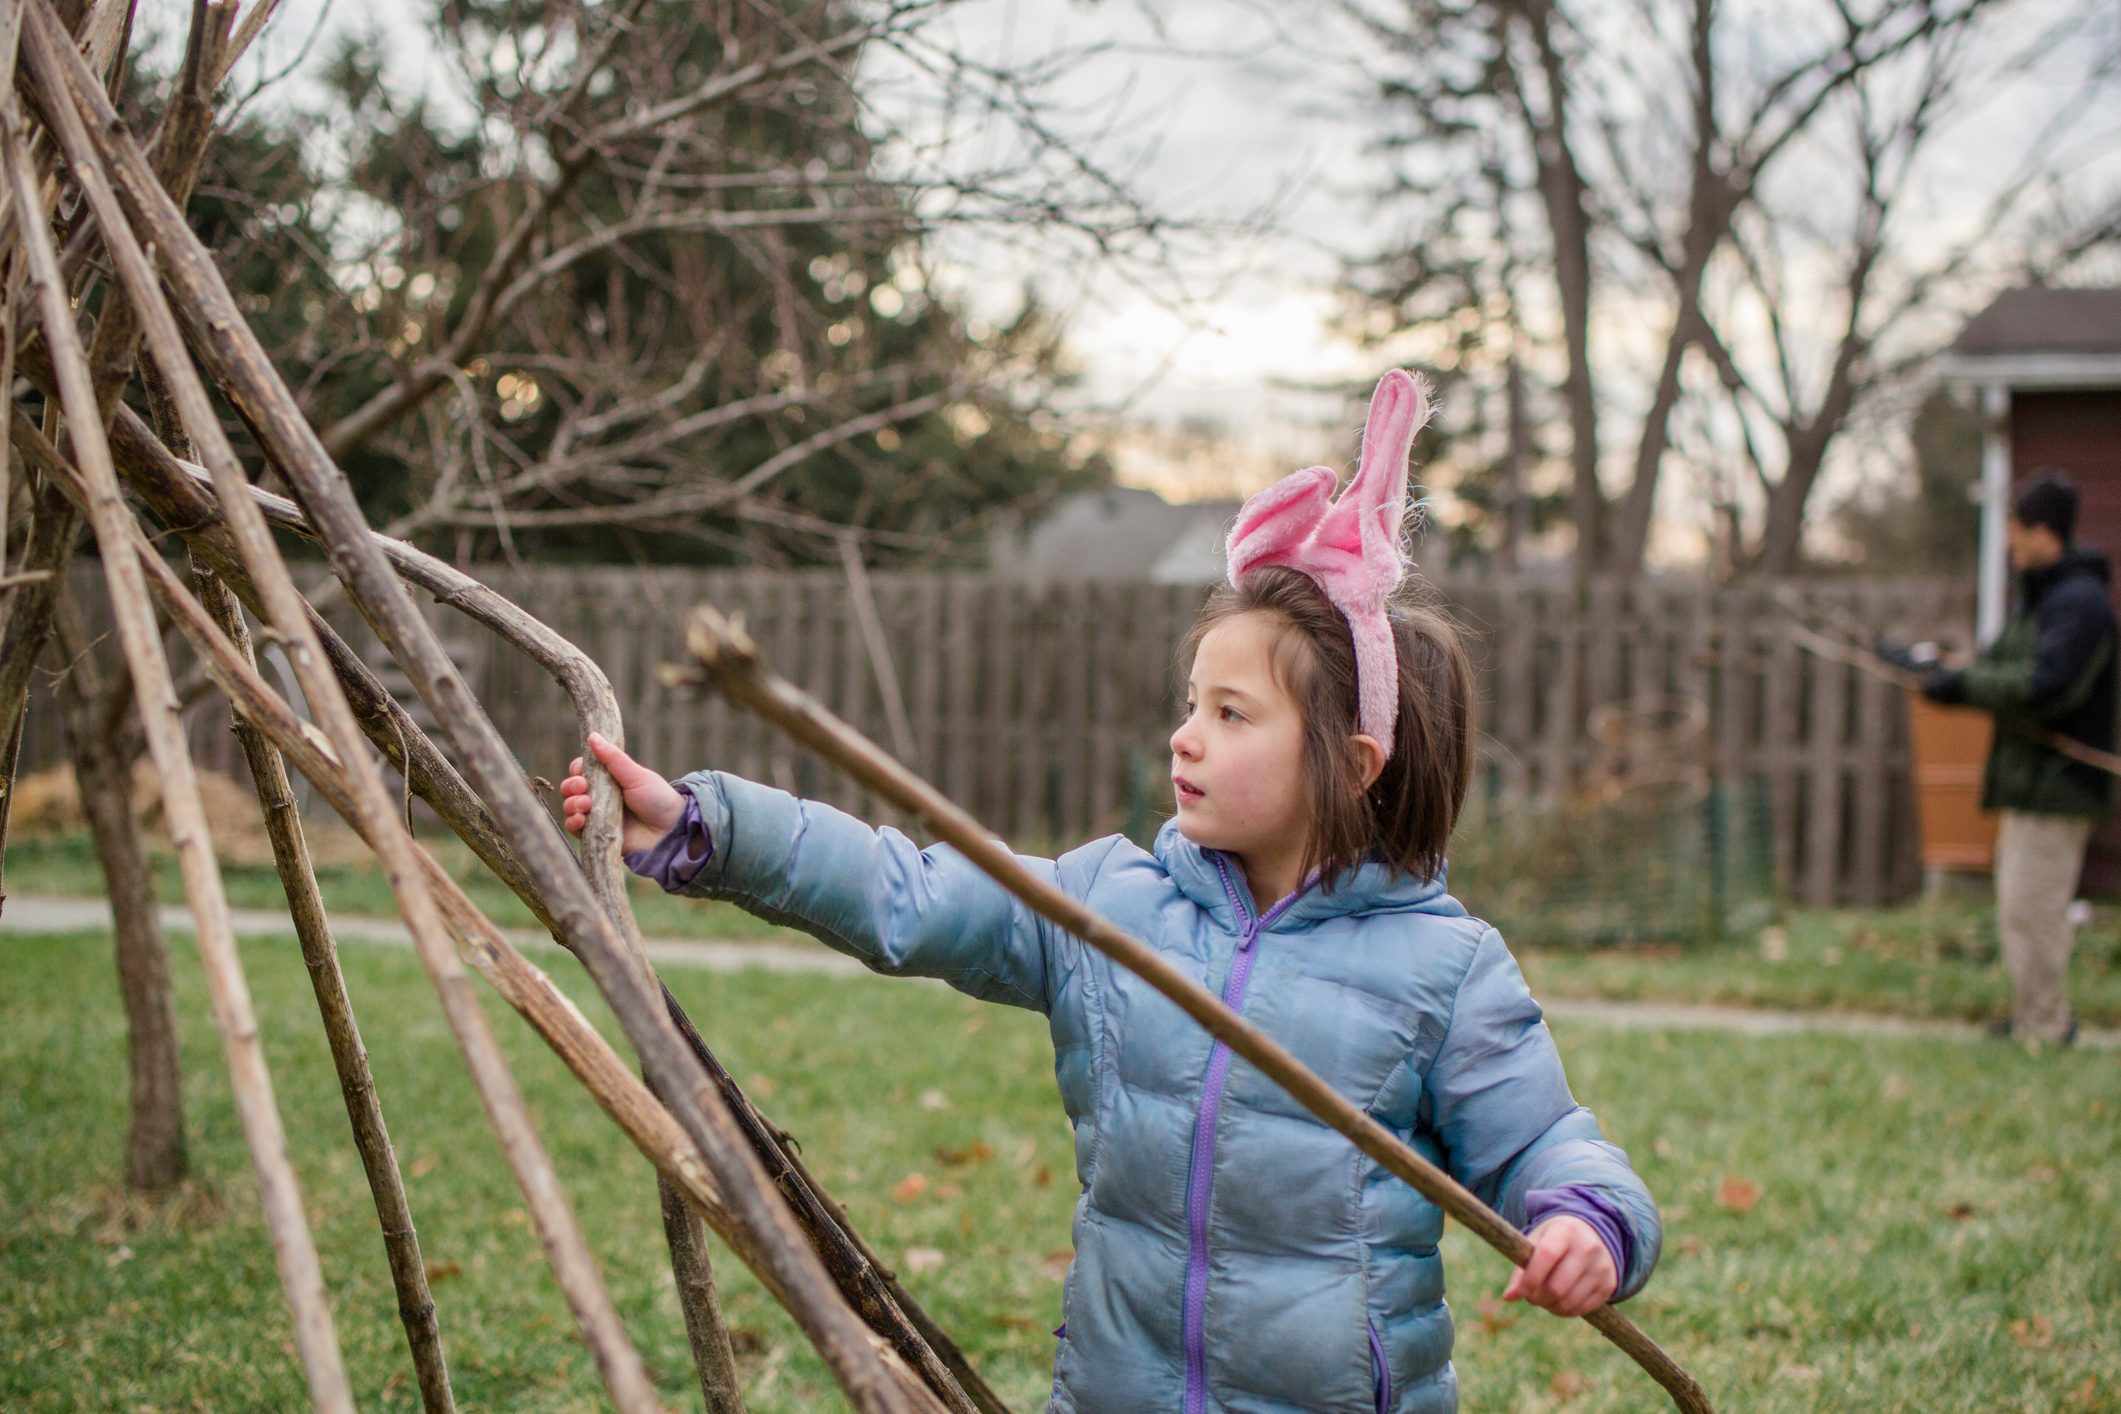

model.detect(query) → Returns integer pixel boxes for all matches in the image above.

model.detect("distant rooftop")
[1939,287,2121,388]
[987,485,1239,583]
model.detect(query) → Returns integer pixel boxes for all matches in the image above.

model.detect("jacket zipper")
[1182,857,1305,1414]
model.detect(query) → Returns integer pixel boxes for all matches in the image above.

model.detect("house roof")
[989,485,1239,583]
[1938,288,2121,389]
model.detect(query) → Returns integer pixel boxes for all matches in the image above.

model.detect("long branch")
[24,16,935,1403]
[64,399,1003,1412]
[195,559,457,1414]
[16,10,664,1405]
[108,486,953,1411]
[672,603,1717,1414]
[0,97,356,1414]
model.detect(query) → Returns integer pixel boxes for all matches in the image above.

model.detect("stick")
[102,488,944,1408]
[1774,611,2121,777]
[672,604,1717,1414]
[841,531,918,767]
[194,559,458,1413]
[14,13,664,1405]
[0,99,356,1414]
[56,399,1001,1412]
[20,15,931,1404]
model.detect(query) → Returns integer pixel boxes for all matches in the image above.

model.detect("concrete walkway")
[6,893,2115,1050]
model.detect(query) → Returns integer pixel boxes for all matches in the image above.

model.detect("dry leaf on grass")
[1942,1202,1975,1222]
[2008,1315,2054,1349]
[1549,1369,1588,1401]
[1472,1296,1516,1336]
[423,1260,463,1284]
[891,1173,928,1203]
[919,1089,950,1111]
[1038,1249,1073,1280]
[1715,1176,1762,1214]
[935,1141,995,1167]
[901,1247,946,1275]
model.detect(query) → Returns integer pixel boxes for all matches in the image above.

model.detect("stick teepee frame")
[0,3,1710,1408]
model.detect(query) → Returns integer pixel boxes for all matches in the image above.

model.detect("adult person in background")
[1923,472,2117,1047]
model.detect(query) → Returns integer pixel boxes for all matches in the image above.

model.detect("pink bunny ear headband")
[1224,369,1433,760]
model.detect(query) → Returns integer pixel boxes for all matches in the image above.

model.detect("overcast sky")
[244,0,1393,503]
[233,0,2119,553]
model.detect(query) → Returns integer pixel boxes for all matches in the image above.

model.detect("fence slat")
[20,564,1973,909]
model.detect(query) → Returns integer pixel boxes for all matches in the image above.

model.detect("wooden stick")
[1774,610,2121,776]
[193,559,458,1413]
[70,408,1002,1412]
[25,21,937,1402]
[13,14,664,1406]
[103,493,943,1410]
[0,100,356,1414]
[673,604,1718,1414]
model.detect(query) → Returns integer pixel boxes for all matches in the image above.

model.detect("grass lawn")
[9,828,2121,1025]
[3,927,2117,1411]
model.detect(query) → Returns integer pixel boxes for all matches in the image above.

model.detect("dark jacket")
[1955,549,2118,816]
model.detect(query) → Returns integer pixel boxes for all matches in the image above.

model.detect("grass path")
[12,823,2121,1026]
[4,928,2117,1411]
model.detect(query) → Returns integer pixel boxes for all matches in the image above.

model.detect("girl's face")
[1170,612,1312,893]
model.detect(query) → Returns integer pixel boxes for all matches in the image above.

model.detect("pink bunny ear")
[1311,369,1430,580]
[1221,371,1433,761]
[1226,465,1337,582]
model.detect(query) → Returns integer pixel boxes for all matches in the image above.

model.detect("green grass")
[4,928,2117,1410]
[1513,887,2121,1028]
[11,829,2121,1026]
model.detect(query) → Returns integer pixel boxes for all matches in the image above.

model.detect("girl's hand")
[1502,1216,1617,1318]
[561,732,685,854]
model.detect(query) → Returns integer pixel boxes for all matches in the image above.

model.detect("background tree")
[1826,384,1981,575]
[178,0,1171,569]
[1344,0,2120,576]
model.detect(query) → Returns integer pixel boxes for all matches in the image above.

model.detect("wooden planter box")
[1906,689,1997,871]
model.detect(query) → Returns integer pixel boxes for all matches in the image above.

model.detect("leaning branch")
[671,604,1717,1414]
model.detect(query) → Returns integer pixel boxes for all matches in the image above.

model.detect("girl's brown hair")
[1184,567,1474,890]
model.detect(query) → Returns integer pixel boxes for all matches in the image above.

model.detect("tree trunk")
[1510,3,1603,573]
[53,588,187,1196]
[1757,428,1829,576]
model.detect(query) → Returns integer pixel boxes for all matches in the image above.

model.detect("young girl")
[561,371,1659,1413]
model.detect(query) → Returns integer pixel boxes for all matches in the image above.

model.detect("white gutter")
[1976,383,2011,646]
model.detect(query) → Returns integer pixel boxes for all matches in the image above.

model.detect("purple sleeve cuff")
[622,792,713,893]
[1524,1184,1632,1290]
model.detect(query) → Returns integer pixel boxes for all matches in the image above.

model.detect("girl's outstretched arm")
[578,754,1102,1015]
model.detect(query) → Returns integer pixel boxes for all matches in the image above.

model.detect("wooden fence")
[19,565,1972,908]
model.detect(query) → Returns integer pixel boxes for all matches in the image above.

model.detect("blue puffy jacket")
[674,770,1660,1413]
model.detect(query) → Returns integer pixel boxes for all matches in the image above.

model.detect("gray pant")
[1993,810,2097,1043]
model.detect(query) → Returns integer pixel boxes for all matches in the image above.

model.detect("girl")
[561,371,1659,1413]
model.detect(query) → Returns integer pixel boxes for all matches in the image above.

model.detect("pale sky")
[239,0,1391,504]
[227,0,2120,559]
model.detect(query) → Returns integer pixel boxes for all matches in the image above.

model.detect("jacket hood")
[1151,816,1463,930]
[2024,546,2111,599]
